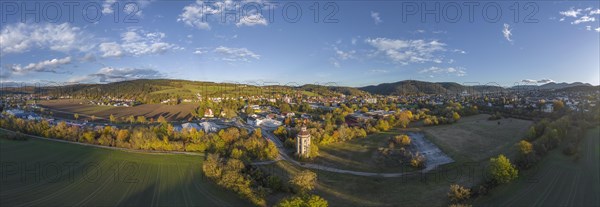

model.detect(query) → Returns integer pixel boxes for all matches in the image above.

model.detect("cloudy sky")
[1,0,599,87]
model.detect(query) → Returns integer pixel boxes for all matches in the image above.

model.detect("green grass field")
[314,129,421,173]
[473,127,600,206]
[259,158,472,206]
[0,133,248,207]
[423,114,533,162]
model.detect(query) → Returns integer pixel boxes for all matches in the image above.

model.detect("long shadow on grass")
[117,163,249,207]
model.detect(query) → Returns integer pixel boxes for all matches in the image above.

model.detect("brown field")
[423,114,533,162]
[38,99,197,121]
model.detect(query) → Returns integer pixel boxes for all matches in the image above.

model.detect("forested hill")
[8,79,596,102]
[358,80,506,95]
[38,79,370,103]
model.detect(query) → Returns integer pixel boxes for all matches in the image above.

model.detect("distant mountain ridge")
[358,80,506,95]
[536,82,592,90]
[359,80,596,95]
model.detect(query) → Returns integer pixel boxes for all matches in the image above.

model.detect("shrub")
[448,184,471,203]
[276,194,328,207]
[290,170,317,193]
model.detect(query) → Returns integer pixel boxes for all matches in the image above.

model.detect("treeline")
[446,104,600,206]
[44,79,369,105]
[203,154,276,206]
[421,102,477,126]
[202,155,329,207]
[515,113,596,169]
[0,116,278,161]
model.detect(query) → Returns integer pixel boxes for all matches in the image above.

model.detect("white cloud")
[371,11,382,25]
[419,66,466,77]
[365,38,446,65]
[99,28,177,58]
[558,7,599,28]
[521,79,536,84]
[193,47,208,55]
[178,0,271,30]
[194,47,210,55]
[74,67,166,83]
[0,23,93,54]
[503,23,513,42]
[236,13,268,27]
[572,15,595,24]
[99,42,124,58]
[596,27,600,32]
[178,1,214,30]
[214,46,260,62]
[334,47,356,60]
[7,57,72,74]
[369,69,389,73]
[329,44,360,68]
[102,0,117,14]
[522,78,554,84]
[120,29,175,56]
[559,8,582,18]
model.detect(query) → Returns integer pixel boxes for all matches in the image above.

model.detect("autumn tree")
[360,106,369,113]
[452,112,461,122]
[116,129,129,143]
[448,184,471,204]
[157,115,167,123]
[74,113,79,120]
[290,170,317,193]
[276,194,328,207]
[274,126,287,138]
[394,135,411,146]
[517,140,533,155]
[82,131,95,143]
[127,115,135,124]
[553,100,565,111]
[109,114,116,123]
[136,116,147,124]
[202,153,222,178]
[489,154,518,184]
[254,128,262,138]
[375,119,390,131]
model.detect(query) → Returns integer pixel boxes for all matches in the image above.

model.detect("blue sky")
[1,0,599,87]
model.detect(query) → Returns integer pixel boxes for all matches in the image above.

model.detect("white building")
[296,126,311,158]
